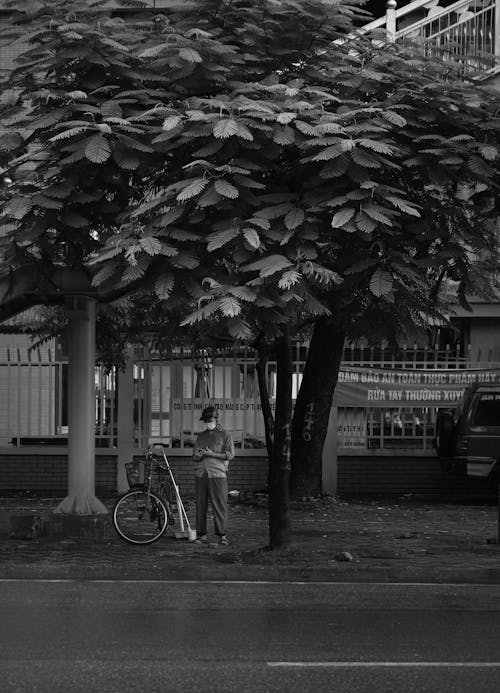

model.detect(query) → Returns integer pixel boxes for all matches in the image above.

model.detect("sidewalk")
[1,493,499,583]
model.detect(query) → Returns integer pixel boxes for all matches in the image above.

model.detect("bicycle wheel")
[113,490,169,545]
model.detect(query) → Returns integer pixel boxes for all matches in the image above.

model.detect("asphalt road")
[1,581,500,693]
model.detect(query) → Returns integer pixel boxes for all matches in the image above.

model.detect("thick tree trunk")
[268,328,293,549]
[255,341,274,460]
[290,318,346,498]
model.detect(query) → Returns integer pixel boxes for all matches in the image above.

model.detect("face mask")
[205,421,217,430]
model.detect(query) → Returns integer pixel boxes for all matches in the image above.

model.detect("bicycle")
[113,444,193,545]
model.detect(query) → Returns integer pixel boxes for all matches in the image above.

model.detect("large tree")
[2,0,500,545]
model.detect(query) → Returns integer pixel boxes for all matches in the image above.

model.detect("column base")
[53,494,109,515]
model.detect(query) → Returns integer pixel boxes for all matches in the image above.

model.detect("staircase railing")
[359,0,499,78]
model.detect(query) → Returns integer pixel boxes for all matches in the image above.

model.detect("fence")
[360,0,499,79]
[0,346,117,448]
[0,342,497,453]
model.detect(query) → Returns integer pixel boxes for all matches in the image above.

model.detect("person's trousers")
[195,472,228,537]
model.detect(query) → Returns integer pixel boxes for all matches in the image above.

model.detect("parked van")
[435,383,500,480]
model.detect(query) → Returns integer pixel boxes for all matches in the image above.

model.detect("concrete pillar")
[496,0,500,59]
[322,405,338,495]
[54,296,108,515]
[116,347,135,494]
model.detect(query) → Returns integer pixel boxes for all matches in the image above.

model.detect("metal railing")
[0,346,117,448]
[0,342,497,453]
[360,0,499,78]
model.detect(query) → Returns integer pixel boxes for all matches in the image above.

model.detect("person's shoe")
[219,535,230,546]
[195,534,208,544]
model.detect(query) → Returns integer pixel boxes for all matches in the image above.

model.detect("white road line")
[268,662,500,668]
[1,579,500,587]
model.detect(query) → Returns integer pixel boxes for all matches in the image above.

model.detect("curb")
[2,562,500,584]
[5,511,112,542]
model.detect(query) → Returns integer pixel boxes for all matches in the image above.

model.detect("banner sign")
[333,366,500,407]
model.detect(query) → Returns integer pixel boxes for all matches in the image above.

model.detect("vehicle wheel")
[435,410,457,458]
[113,490,169,545]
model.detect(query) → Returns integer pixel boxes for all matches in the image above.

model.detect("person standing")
[192,406,234,545]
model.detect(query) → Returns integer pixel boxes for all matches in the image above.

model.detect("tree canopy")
[1,0,498,333]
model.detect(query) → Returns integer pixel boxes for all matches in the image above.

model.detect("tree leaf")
[276,112,296,124]
[236,123,254,141]
[180,298,222,325]
[381,111,407,127]
[320,154,350,178]
[157,207,184,226]
[355,213,378,233]
[91,262,118,287]
[219,295,241,317]
[249,217,271,230]
[351,148,382,168]
[214,179,239,199]
[139,237,162,256]
[67,90,87,101]
[84,134,111,163]
[4,197,32,219]
[206,227,239,251]
[385,196,421,217]
[370,270,393,297]
[357,139,393,155]
[242,254,293,277]
[331,207,356,228]
[256,203,292,220]
[112,146,140,170]
[243,227,260,248]
[197,186,222,207]
[363,204,393,226]
[278,269,301,289]
[49,126,89,142]
[213,119,239,139]
[295,120,317,135]
[138,43,170,59]
[163,115,182,131]
[154,274,174,300]
[273,125,295,145]
[227,318,253,340]
[229,285,256,301]
[176,178,208,202]
[171,254,199,269]
[179,47,203,63]
[284,207,304,230]
[88,244,123,265]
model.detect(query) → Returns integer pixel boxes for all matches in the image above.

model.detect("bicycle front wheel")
[113,490,169,545]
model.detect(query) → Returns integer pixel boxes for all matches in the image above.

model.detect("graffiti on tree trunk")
[302,402,315,442]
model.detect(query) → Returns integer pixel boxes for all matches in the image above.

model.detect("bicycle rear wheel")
[113,490,169,545]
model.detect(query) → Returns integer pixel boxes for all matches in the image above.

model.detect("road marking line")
[1,579,500,587]
[268,662,500,668]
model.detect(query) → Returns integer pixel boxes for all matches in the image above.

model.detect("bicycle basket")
[125,460,145,489]
[125,459,163,492]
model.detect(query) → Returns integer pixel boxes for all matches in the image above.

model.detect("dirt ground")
[1,493,500,582]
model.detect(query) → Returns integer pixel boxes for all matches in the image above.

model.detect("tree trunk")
[290,318,346,498]
[268,328,293,549]
[255,340,274,460]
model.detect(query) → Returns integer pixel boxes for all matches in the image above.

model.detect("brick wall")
[1,451,490,498]
[337,454,494,497]
[0,454,116,494]
[0,452,268,496]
